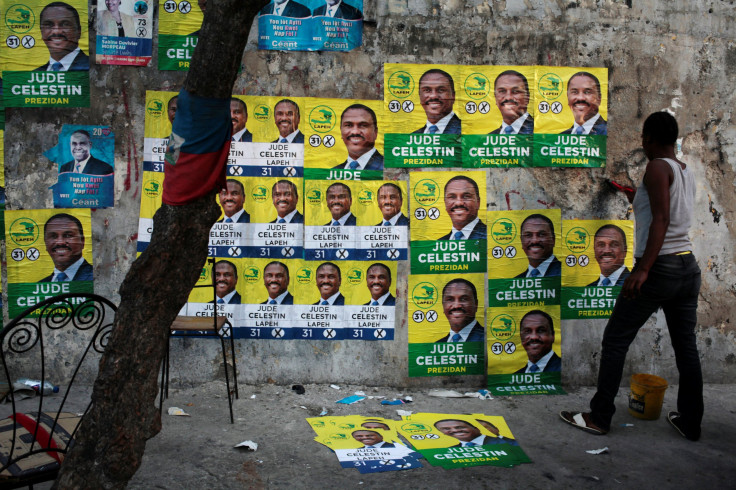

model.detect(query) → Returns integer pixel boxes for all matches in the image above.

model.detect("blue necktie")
[453,231,463,240]
[225,217,233,223]
[278,218,286,223]
[55,271,69,282]
[383,221,391,226]
[349,160,359,169]
[321,300,329,305]
[529,364,540,372]
[371,300,379,306]
[504,125,514,134]
[451,333,462,342]
[575,126,584,135]
[464,442,477,447]
[530,268,540,277]
[601,277,611,286]
[332,220,340,226]
[280,138,288,143]
[51,62,63,71]
[269,299,277,305]
[217,298,225,304]
[428,125,439,134]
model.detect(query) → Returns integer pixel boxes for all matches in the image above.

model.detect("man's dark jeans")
[590,253,702,437]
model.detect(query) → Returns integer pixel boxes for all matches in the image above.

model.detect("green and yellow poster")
[5,209,93,318]
[143,90,177,173]
[561,219,633,319]
[1,0,90,107]
[137,170,164,253]
[157,0,202,70]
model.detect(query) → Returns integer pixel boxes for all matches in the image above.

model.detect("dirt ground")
[119,382,736,489]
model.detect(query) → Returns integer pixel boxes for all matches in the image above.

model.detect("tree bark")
[54,1,267,488]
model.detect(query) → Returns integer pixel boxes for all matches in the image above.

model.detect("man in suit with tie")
[325,182,356,226]
[515,310,561,373]
[438,176,486,240]
[59,130,114,175]
[313,0,362,19]
[313,262,344,305]
[217,179,250,223]
[436,279,484,343]
[489,70,534,135]
[333,104,383,171]
[434,419,500,447]
[560,71,607,135]
[351,430,395,449]
[259,0,311,18]
[272,99,304,143]
[364,263,395,306]
[476,418,519,446]
[39,213,93,282]
[262,261,293,305]
[587,224,630,287]
[230,98,253,142]
[413,69,461,135]
[35,2,89,72]
[271,180,303,223]
[376,183,408,226]
[516,213,560,277]
[209,260,241,305]
[167,95,178,124]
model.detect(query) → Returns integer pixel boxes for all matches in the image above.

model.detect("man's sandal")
[559,411,608,435]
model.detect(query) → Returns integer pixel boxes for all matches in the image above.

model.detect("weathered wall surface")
[5,0,735,387]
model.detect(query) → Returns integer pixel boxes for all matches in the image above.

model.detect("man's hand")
[622,268,648,299]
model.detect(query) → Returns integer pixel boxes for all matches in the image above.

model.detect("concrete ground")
[121,382,735,489]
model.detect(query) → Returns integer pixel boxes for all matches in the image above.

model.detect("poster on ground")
[96,0,153,66]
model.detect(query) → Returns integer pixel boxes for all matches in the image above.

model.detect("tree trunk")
[54,1,267,488]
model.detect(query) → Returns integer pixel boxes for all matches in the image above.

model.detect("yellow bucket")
[628,373,668,420]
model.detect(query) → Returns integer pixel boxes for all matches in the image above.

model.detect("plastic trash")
[167,407,190,416]
[16,378,59,395]
[381,399,411,405]
[336,395,365,404]
[330,384,341,390]
[585,447,609,455]
[235,440,258,451]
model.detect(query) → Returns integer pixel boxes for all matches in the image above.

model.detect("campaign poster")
[0,127,5,240]
[486,304,564,396]
[461,65,535,168]
[143,91,177,173]
[396,413,530,468]
[383,63,463,168]
[532,66,608,167]
[5,209,93,318]
[487,209,562,308]
[304,180,408,261]
[96,0,153,66]
[409,170,487,274]
[308,415,421,473]
[208,176,250,258]
[289,259,346,340]
[157,0,202,70]
[303,97,384,181]
[136,170,164,253]
[227,95,305,179]
[257,0,363,52]
[407,273,485,377]
[245,176,304,260]
[45,125,115,208]
[561,219,633,319]
[1,0,90,107]
[185,257,246,335]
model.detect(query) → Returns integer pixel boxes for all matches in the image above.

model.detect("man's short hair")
[225,178,245,194]
[265,260,289,279]
[167,95,178,109]
[378,182,402,200]
[45,213,83,237]
[520,309,554,339]
[419,69,455,94]
[215,259,238,277]
[341,103,377,130]
[521,213,555,237]
[642,111,678,146]
[273,180,298,200]
[71,129,91,141]
[434,419,474,429]
[442,278,477,303]
[595,224,627,251]
[444,175,479,199]
[568,71,601,98]
[351,429,380,436]
[317,261,341,276]
[494,70,529,96]
[231,97,247,117]
[40,2,81,31]
[367,263,391,283]
[326,182,351,199]
[275,98,300,117]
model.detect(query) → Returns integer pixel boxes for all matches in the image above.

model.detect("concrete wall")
[5,0,736,387]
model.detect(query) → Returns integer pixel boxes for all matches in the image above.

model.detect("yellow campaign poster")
[5,209,93,318]
[143,90,178,173]
[461,65,536,168]
[227,95,306,179]
[303,97,385,180]
[157,0,203,70]
[384,63,464,168]
[408,273,485,377]
[208,176,250,258]
[561,219,634,319]
[1,0,90,107]
[486,304,564,395]
[137,170,164,253]
[532,66,608,167]
[409,170,487,274]
[487,209,562,308]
